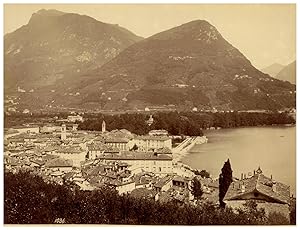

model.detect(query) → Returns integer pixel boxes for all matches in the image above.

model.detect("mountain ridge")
[261,63,285,77]
[274,61,296,84]
[4,9,143,93]
[4,13,295,112]
[73,19,295,111]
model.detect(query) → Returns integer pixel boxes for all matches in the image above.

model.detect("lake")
[181,126,296,195]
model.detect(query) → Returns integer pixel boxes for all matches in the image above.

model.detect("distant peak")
[28,9,67,25]
[184,19,212,26]
[35,9,66,17]
[180,19,215,29]
[149,19,221,43]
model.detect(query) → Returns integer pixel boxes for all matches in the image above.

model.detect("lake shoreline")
[181,126,296,195]
[202,123,295,132]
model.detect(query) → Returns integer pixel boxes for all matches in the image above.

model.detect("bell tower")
[102,120,106,133]
[61,124,66,140]
[256,166,263,174]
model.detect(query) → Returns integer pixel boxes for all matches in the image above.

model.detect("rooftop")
[30,159,45,166]
[224,173,290,205]
[98,151,172,161]
[87,143,107,151]
[45,157,73,168]
[42,154,59,161]
[104,137,129,143]
[135,135,171,141]
[173,175,190,183]
[155,147,172,154]
[57,147,84,154]
[154,175,173,188]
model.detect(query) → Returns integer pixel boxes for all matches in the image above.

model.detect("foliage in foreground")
[4,171,293,225]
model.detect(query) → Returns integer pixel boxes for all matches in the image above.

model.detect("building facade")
[98,152,173,175]
[105,137,130,151]
[132,136,172,151]
[224,168,291,221]
[67,115,83,123]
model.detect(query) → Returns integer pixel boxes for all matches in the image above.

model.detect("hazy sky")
[4,4,296,69]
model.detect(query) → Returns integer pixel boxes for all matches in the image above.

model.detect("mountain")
[274,61,296,84]
[73,20,295,111]
[261,63,285,77]
[5,18,295,112]
[4,9,143,93]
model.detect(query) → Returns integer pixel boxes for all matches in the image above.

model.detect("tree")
[242,200,267,223]
[191,177,203,200]
[194,169,210,178]
[267,212,289,225]
[290,197,296,225]
[219,159,233,208]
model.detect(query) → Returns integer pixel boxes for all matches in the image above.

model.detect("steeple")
[102,120,106,133]
[256,166,263,174]
[61,124,66,140]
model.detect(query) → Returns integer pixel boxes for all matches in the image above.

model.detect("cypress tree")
[191,177,203,200]
[219,159,233,208]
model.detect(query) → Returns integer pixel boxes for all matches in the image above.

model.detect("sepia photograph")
[3,2,297,225]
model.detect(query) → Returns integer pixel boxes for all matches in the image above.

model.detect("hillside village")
[4,114,292,220]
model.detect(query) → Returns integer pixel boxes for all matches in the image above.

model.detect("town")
[4,113,293,223]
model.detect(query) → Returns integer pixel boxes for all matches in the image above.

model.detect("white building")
[132,135,172,151]
[40,124,61,133]
[99,151,173,175]
[87,144,107,159]
[112,181,136,195]
[149,130,168,136]
[105,137,130,151]
[67,115,84,123]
